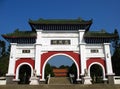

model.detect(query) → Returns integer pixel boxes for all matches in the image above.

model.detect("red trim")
[86,58,106,71]
[15,58,35,74]
[41,51,80,76]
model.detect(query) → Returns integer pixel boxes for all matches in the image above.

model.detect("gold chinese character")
[53,40,57,44]
[64,40,69,44]
[59,40,63,44]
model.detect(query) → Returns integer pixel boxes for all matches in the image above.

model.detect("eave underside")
[30,24,91,31]
[2,36,36,44]
[84,31,119,43]
[84,37,114,43]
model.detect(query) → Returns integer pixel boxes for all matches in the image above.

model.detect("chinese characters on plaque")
[51,40,70,45]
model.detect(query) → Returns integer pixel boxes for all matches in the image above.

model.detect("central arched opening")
[44,55,78,83]
[18,64,31,84]
[90,64,103,83]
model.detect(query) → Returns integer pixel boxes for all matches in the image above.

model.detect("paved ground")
[1,84,120,89]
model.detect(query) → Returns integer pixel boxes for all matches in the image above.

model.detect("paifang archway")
[40,51,81,81]
[3,18,116,84]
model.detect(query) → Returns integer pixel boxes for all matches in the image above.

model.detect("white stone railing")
[0,77,6,85]
[114,76,120,84]
[47,74,51,84]
[69,74,75,84]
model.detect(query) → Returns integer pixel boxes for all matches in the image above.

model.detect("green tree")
[68,63,77,83]
[112,29,120,75]
[45,63,54,78]
[112,29,119,49]
[0,40,9,76]
[0,40,6,57]
[59,65,69,69]
[112,46,120,75]
[0,55,9,76]
[69,63,77,76]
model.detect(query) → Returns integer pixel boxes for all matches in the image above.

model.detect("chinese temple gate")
[2,18,118,84]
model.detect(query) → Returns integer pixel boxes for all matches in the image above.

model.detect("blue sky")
[0,0,120,67]
[48,55,73,67]
[0,0,120,35]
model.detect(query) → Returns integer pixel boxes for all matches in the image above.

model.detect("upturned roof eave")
[28,18,92,25]
[2,35,36,39]
[84,35,118,39]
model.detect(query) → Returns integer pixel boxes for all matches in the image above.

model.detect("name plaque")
[51,40,70,45]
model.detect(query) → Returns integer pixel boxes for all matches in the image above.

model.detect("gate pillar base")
[29,76,39,85]
[107,73,115,84]
[76,79,82,84]
[103,78,108,84]
[40,79,46,84]
[83,76,92,85]
[6,74,18,84]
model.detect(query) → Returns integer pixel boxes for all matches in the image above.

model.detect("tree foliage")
[0,40,6,57]
[69,63,77,76]
[112,29,119,49]
[45,63,54,78]
[112,29,120,75]
[112,47,120,75]
[0,55,9,76]
[59,65,69,69]
[0,40,9,76]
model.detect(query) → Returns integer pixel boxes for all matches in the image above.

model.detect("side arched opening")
[18,64,31,84]
[90,64,104,83]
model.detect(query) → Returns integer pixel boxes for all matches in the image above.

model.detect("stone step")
[49,77,71,85]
